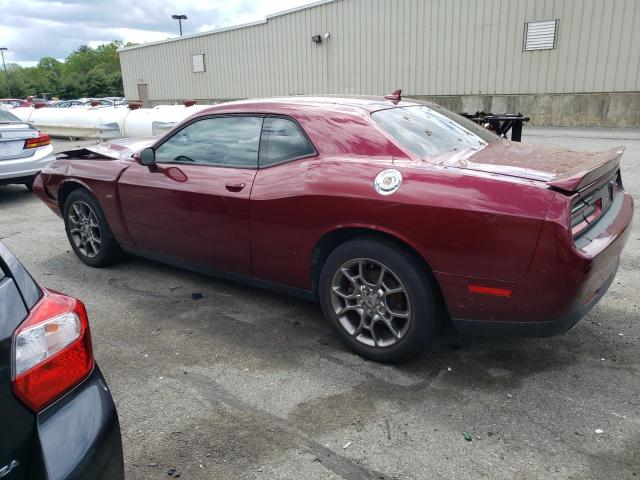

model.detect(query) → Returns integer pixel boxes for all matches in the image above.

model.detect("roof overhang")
[118,0,336,53]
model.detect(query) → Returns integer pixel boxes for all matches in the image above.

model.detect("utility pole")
[0,48,11,98]
[172,15,187,37]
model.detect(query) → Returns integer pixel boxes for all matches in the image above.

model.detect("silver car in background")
[0,109,54,190]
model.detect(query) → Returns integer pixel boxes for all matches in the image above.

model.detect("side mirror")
[139,147,156,167]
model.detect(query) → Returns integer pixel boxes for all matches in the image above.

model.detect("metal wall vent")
[524,20,558,51]
[192,54,206,73]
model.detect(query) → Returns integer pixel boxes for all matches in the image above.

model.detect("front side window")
[372,105,496,158]
[155,116,263,168]
[259,117,316,167]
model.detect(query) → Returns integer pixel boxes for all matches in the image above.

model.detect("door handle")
[225,181,246,192]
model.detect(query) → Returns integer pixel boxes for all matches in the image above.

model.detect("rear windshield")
[372,105,497,158]
[0,109,20,122]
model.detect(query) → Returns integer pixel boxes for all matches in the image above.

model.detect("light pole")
[0,48,10,98]
[172,15,187,37]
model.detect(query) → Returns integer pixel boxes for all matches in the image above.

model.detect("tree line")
[0,41,132,100]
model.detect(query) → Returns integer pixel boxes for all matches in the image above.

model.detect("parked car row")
[0,97,127,110]
[0,98,33,109]
[50,97,127,108]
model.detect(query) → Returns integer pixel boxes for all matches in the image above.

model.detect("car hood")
[83,137,158,160]
[429,140,624,192]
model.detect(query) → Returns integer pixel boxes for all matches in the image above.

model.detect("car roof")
[203,95,432,115]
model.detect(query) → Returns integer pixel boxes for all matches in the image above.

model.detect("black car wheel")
[63,189,121,267]
[319,236,438,363]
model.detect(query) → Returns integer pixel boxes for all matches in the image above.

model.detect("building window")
[192,54,205,73]
[524,20,558,51]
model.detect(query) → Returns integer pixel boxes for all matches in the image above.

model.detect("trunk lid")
[0,242,41,479]
[433,140,624,193]
[0,122,39,158]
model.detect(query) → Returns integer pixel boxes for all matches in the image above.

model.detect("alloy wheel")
[68,201,102,258]
[330,258,412,348]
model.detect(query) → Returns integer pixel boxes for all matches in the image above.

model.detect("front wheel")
[63,189,122,267]
[318,237,438,363]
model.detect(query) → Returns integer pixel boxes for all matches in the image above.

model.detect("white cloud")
[0,0,317,64]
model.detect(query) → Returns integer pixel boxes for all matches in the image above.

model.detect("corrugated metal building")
[119,0,640,126]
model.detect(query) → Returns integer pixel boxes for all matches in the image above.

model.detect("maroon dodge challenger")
[34,95,634,362]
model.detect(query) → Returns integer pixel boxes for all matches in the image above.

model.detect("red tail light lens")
[12,290,94,411]
[24,132,51,149]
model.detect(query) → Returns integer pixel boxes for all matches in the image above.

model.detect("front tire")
[318,237,438,363]
[63,189,121,267]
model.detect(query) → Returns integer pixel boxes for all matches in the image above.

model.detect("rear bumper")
[452,260,619,337]
[443,188,634,336]
[0,146,55,183]
[34,366,124,480]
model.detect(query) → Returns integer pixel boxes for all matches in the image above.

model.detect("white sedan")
[0,109,55,190]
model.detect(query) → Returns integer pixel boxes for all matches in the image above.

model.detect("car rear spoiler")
[546,147,624,193]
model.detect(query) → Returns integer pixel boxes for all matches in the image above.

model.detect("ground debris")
[191,292,203,300]
[167,466,181,477]
[463,431,472,442]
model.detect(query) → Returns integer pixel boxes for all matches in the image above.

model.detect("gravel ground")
[0,126,638,479]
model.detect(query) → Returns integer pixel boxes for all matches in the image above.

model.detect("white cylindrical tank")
[121,105,211,137]
[10,104,214,139]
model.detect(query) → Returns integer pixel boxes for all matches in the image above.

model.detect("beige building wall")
[119,0,640,126]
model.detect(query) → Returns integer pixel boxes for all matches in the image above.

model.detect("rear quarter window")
[259,117,316,167]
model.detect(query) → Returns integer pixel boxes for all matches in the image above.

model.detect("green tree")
[1,41,131,100]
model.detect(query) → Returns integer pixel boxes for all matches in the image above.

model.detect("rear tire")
[318,237,438,363]
[63,189,121,267]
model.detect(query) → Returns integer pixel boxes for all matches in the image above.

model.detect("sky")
[0,0,318,66]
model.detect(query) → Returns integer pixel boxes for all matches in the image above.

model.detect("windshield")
[0,109,21,122]
[372,105,497,158]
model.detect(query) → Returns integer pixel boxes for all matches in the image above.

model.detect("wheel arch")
[310,226,449,320]
[57,180,93,212]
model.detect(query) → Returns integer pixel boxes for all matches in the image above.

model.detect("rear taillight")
[570,172,618,240]
[12,290,94,411]
[571,198,601,238]
[24,132,51,149]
